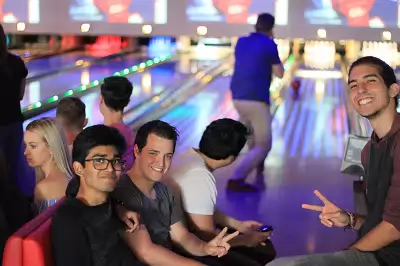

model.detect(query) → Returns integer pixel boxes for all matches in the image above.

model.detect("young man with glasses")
[51,125,143,266]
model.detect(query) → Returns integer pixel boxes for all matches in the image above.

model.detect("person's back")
[0,24,28,185]
[231,33,280,104]
[100,76,135,171]
[0,52,27,125]
[109,122,135,171]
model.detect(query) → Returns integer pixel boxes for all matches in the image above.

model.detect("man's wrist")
[232,220,242,230]
[344,211,358,230]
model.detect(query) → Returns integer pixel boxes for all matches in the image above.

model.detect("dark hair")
[100,76,133,112]
[199,118,251,160]
[56,97,86,130]
[255,13,275,33]
[349,56,399,108]
[72,125,127,165]
[135,120,179,152]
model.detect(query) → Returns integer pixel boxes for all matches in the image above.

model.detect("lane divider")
[22,54,172,118]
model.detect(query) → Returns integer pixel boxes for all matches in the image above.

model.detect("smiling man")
[267,56,400,265]
[112,120,238,266]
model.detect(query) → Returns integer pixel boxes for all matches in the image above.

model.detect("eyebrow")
[90,153,120,158]
[148,149,173,156]
[348,74,379,84]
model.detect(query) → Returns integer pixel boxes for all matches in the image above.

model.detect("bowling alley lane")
[23,53,222,129]
[25,49,123,79]
[156,63,356,256]
[21,53,162,110]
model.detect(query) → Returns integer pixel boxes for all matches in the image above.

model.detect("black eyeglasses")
[85,158,126,171]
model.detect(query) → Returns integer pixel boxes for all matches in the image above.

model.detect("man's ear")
[134,144,141,158]
[389,83,400,99]
[83,118,88,128]
[73,161,84,177]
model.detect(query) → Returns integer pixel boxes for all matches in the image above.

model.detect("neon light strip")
[22,54,172,113]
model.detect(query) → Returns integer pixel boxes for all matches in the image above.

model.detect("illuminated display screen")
[304,0,400,28]
[0,0,40,23]
[186,0,288,25]
[69,0,167,24]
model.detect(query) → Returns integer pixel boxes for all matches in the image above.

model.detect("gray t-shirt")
[112,174,182,248]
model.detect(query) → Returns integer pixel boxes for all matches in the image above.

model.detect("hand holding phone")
[259,225,273,233]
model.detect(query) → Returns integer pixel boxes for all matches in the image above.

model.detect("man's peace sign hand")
[302,190,350,228]
[203,227,239,257]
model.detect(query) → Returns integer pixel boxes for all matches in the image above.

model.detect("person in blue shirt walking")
[227,13,284,192]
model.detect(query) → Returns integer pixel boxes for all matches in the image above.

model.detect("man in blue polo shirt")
[228,13,284,192]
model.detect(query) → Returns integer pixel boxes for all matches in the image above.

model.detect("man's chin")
[359,110,380,120]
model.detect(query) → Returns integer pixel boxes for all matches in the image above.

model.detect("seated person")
[51,124,143,266]
[24,118,74,214]
[56,97,88,151]
[267,57,400,265]
[165,118,275,266]
[113,120,239,266]
[100,76,136,171]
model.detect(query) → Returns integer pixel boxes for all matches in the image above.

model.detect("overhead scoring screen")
[186,0,288,25]
[304,0,400,28]
[1,0,40,23]
[69,0,167,24]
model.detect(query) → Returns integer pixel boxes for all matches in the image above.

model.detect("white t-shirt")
[165,149,217,215]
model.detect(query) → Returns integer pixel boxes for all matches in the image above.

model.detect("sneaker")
[226,179,258,192]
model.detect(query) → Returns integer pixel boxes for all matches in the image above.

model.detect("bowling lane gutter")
[18,46,84,63]
[127,55,298,131]
[26,48,141,82]
[22,54,174,120]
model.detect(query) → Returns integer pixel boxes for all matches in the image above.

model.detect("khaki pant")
[233,100,272,180]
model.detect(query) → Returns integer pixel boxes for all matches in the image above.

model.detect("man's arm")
[188,211,269,248]
[214,209,241,229]
[271,42,284,78]
[170,221,208,257]
[51,207,91,266]
[120,225,204,266]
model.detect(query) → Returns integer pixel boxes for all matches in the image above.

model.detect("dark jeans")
[0,122,23,182]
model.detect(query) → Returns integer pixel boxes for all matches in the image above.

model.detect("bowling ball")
[291,80,301,90]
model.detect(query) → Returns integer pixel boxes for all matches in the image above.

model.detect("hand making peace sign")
[203,227,239,257]
[302,190,350,228]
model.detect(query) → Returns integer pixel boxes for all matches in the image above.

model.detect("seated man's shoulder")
[53,198,83,222]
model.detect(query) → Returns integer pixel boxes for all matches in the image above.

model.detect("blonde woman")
[23,118,74,215]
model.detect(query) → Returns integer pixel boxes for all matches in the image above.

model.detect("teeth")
[359,98,372,105]
[151,166,163,172]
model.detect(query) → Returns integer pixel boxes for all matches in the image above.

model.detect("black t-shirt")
[51,198,143,266]
[0,53,28,126]
[112,174,182,248]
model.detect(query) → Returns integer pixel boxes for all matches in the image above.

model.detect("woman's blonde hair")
[26,118,74,183]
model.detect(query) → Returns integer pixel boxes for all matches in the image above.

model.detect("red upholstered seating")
[2,198,65,266]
